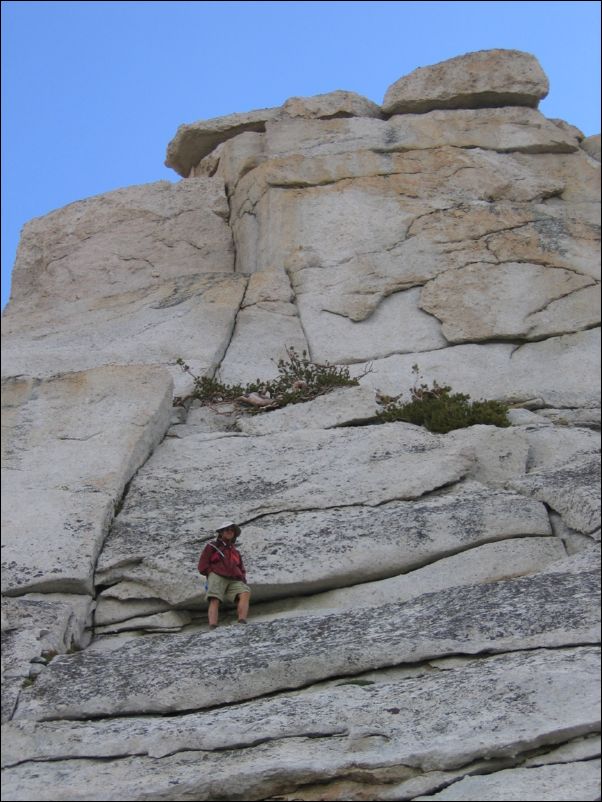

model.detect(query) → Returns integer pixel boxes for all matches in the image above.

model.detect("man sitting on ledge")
[198,520,251,629]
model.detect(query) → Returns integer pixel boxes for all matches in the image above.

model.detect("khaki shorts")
[205,573,251,604]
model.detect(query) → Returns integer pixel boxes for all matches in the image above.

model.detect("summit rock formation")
[1,49,600,801]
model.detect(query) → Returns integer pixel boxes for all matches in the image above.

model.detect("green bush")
[376,365,510,434]
[176,347,360,412]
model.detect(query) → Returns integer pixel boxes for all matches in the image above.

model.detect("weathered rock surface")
[93,596,170,626]
[1,594,94,723]
[1,177,247,397]
[281,89,383,120]
[94,609,191,635]
[6,649,597,768]
[1,595,93,658]
[515,425,600,471]
[2,48,600,801]
[415,759,601,800]
[5,179,233,312]
[523,734,601,766]
[1,366,173,596]
[13,568,601,721]
[419,262,598,342]
[96,423,474,555]
[1,273,248,397]
[95,480,552,607]
[251,537,566,622]
[230,149,592,297]
[383,49,549,114]
[226,140,599,379]
[236,385,379,435]
[538,407,601,429]
[581,133,601,162]
[443,426,531,487]
[217,268,309,385]
[508,454,601,535]
[2,648,599,800]
[265,107,581,160]
[165,106,280,177]
[299,286,448,364]
[357,329,601,408]
[259,543,599,629]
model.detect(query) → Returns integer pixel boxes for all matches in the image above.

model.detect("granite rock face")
[1,49,600,801]
[1,366,173,597]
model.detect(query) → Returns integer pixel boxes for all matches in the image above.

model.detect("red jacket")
[198,538,247,582]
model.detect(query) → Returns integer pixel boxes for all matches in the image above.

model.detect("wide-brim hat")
[216,520,241,537]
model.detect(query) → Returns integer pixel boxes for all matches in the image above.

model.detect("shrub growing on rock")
[176,347,360,412]
[376,365,510,434]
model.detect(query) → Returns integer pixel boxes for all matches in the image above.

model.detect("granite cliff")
[1,49,600,801]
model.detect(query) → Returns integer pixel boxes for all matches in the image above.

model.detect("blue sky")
[2,0,600,310]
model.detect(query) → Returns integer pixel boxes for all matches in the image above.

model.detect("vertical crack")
[212,275,250,379]
[223,182,238,273]
[213,173,251,375]
[283,264,313,362]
